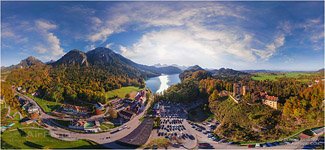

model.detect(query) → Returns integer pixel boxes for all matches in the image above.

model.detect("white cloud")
[87,2,246,42]
[105,43,114,49]
[34,20,64,60]
[2,23,29,43]
[88,15,129,42]
[35,20,57,31]
[91,17,102,27]
[34,45,47,54]
[253,34,285,60]
[85,44,96,51]
[2,30,15,38]
[86,2,300,68]
[120,27,257,68]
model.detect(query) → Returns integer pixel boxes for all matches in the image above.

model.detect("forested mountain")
[1,56,44,72]
[210,68,249,77]
[179,65,207,80]
[179,65,248,81]
[159,69,324,142]
[52,47,182,78]
[5,47,181,103]
[52,49,89,67]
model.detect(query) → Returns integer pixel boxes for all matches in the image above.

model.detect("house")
[30,112,39,120]
[94,102,105,115]
[95,120,100,127]
[233,83,240,96]
[263,95,278,109]
[118,110,135,120]
[17,87,22,91]
[95,102,104,110]
[135,90,145,101]
[299,133,312,139]
[241,86,248,96]
[61,104,89,116]
[28,106,39,114]
[69,120,101,133]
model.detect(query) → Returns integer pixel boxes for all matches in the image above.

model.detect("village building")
[94,102,105,115]
[233,83,240,96]
[61,104,89,116]
[27,106,39,114]
[69,120,101,133]
[263,95,278,109]
[153,103,160,116]
[242,86,247,96]
[30,112,39,120]
[118,109,135,120]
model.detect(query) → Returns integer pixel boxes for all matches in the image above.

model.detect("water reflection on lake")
[145,74,181,93]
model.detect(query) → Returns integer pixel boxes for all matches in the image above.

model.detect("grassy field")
[1,128,101,149]
[99,122,115,131]
[26,94,61,113]
[252,72,313,81]
[105,86,141,99]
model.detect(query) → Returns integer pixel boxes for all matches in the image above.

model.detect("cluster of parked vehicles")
[189,121,220,142]
[157,131,195,140]
[160,118,184,124]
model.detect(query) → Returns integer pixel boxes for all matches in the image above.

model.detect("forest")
[159,69,324,141]
[6,64,145,104]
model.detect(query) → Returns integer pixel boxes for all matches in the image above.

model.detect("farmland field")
[105,86,141,99]
[26,94,61,113]
[251,72,315,81]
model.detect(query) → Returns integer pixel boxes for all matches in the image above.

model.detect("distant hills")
[1,56,44,72]
[2,47,182,78]
[179,65,249,80]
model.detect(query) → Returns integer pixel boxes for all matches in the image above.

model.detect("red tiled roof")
[266,95,278,101]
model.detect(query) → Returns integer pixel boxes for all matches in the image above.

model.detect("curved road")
[18,93,321,149]
[18,92,152,147]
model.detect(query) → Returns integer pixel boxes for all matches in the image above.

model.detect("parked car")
[188,135,195,140]
[198,143,213,149]
[303,145,316,149]
[247,144,255,148]
[218,139,227,143]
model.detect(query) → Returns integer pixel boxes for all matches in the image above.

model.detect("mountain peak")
[19,56,43,67]
[186,65,204,71]
[52,49,88,67]
[92,47,113,52]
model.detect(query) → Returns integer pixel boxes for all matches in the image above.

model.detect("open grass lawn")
[252,72,314,81]
[99,122,115,131]
[105,86,141,99]
[26,94,61,113]
[1,128,101,149]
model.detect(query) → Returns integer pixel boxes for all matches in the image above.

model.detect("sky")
[1,1,324,71]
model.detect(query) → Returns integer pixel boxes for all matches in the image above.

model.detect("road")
[18,93,323,149]
[18,92,152,148]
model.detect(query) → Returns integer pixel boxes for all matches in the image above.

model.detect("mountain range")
[2,47,182,78]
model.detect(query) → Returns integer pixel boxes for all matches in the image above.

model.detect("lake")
[145,74,181,93]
